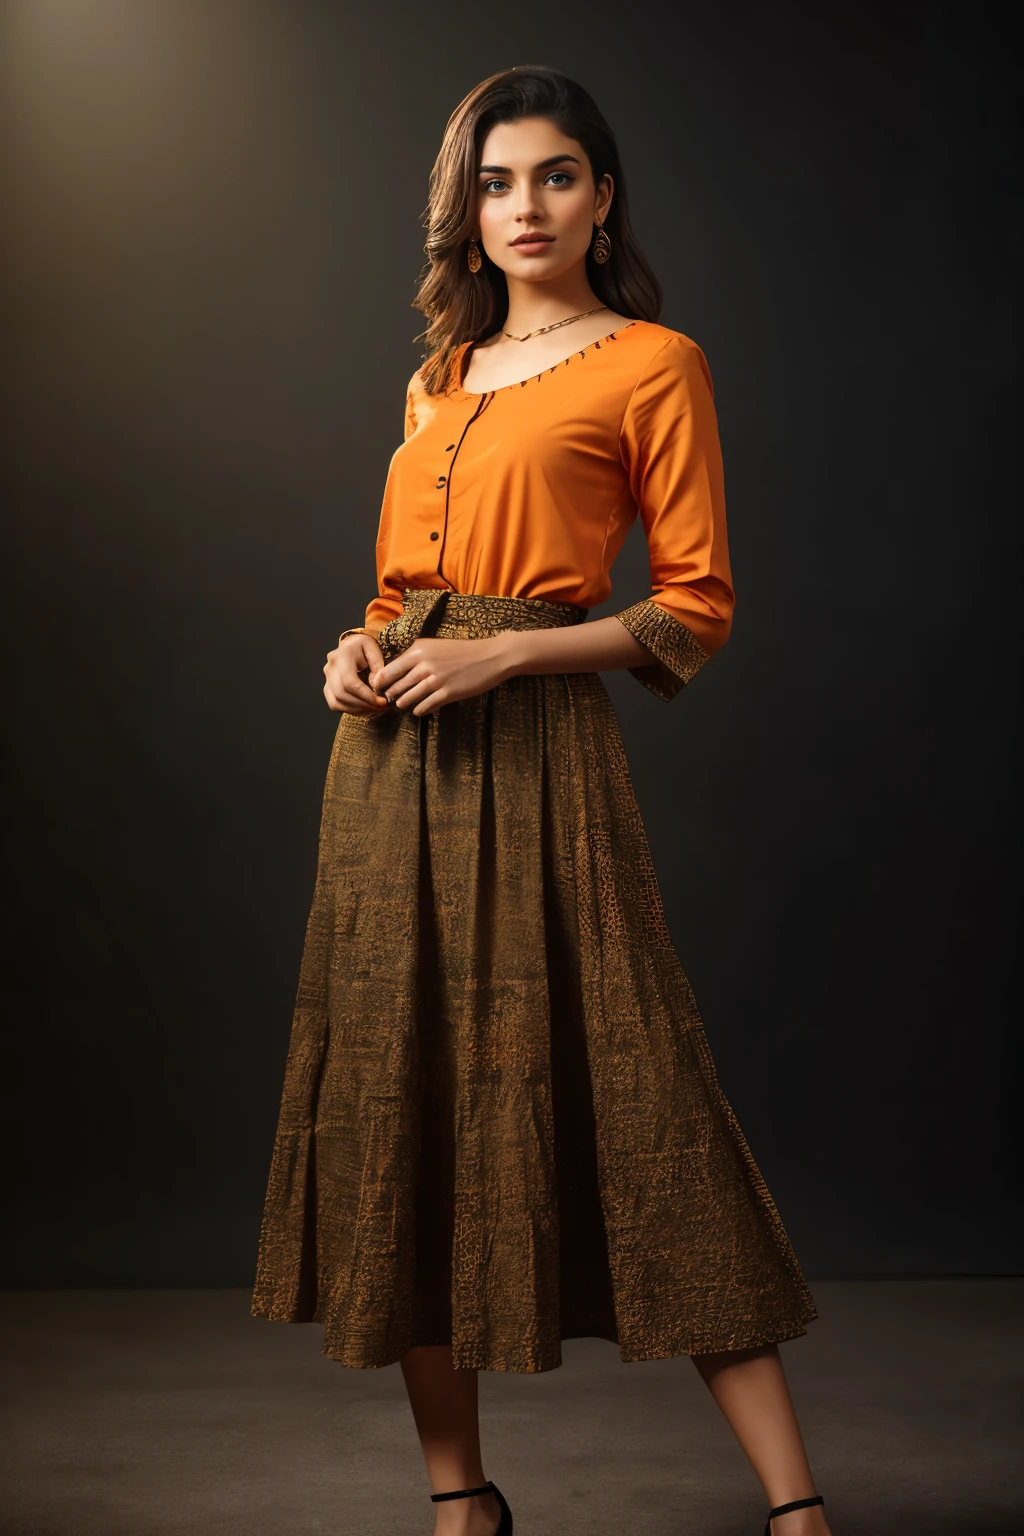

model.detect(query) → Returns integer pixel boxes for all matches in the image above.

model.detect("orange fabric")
[360,320,734,656]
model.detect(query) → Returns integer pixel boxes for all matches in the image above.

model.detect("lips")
[510,232,554,247]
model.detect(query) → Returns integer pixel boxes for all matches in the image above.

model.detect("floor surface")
[0,1282,1021,1534]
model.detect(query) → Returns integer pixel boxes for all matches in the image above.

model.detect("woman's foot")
[432,1487,501,1536]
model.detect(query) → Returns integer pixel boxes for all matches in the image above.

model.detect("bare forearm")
[498,616,654,679]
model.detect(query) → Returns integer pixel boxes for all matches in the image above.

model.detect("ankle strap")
[430,1481,495,1503]
[769,1495,824,1519]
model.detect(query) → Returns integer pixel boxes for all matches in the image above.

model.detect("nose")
[513,188,545,224]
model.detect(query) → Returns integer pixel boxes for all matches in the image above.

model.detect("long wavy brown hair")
[415,66,663,395]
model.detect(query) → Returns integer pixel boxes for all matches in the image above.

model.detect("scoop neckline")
[450,321,638,398]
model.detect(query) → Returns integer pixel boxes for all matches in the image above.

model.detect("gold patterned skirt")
[251,589,817,1372]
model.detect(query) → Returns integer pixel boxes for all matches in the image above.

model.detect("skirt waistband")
[377,588,588,660]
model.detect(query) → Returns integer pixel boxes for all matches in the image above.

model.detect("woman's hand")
[370,635,514,717]
[323,632,389,714]
[331,616,657,718]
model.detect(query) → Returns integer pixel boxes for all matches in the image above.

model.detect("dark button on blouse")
[430,531,439,541]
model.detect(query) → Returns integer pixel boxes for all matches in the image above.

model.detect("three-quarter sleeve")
[356,374,424,637]
[614,335,735,701]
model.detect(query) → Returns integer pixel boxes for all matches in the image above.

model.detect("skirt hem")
[250,1300,820,1374]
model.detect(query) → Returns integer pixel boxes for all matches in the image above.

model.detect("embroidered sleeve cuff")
[614,599,711,701]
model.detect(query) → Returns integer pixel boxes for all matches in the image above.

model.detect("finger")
[373,648,423,693]
[393,675,438,711]
[352,676,389,706]
[411,688,448,717]
[389,670,433,707]
[340,694,384,715]
[384,665,430,703]
[325,679,372,713]
[335,636,386,692]
[325,676,383,715]
[331,662,387,708]
[361,637,385,679]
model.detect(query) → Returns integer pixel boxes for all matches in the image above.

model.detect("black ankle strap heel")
[430,1479,513,1534]
[764,1494,824,1534]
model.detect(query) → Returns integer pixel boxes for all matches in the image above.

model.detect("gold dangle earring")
[467,236,482,273]
[592,224,612,264]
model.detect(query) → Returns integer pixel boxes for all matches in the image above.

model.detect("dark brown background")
[1,1,1019,1285]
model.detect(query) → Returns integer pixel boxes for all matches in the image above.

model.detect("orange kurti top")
[353,319,734,699]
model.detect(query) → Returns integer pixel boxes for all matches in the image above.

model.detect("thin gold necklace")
[503,305,608,343]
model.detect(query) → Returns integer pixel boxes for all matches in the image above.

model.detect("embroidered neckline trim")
[450,322,638,399]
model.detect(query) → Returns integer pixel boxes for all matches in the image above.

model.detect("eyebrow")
[478,154,582,174]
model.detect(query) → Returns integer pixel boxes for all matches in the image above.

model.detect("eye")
[482,177,509,194]
[545,171,575,187]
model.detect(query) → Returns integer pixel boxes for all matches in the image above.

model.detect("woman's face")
[475,115,613,284]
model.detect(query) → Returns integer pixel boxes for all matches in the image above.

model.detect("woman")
[253,66,832,1536]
